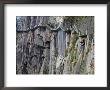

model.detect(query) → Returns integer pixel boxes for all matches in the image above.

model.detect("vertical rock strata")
[16,16,94,74]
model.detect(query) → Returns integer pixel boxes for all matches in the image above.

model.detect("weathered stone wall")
[16,26,51,74]
[16,16,94,74]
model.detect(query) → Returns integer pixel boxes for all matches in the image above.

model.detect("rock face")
[16,16,94,74]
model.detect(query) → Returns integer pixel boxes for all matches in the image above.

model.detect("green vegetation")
[68,33,79,64]
[64,31,79,68]
[64,16,87,24]
[65,48,68,57]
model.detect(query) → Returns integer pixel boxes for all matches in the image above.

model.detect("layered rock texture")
[16,16,94,74]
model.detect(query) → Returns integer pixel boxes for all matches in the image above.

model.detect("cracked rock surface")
[16,16,94,74]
